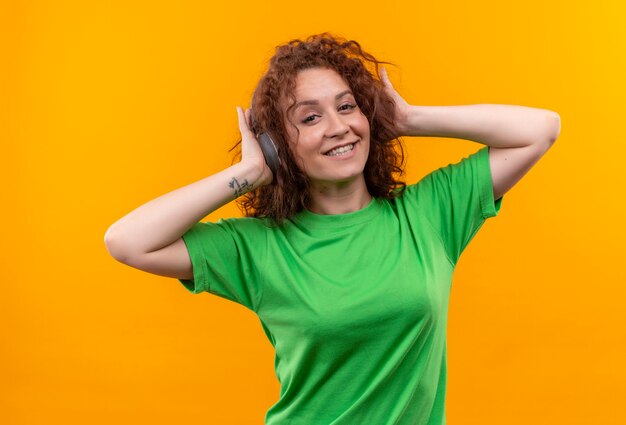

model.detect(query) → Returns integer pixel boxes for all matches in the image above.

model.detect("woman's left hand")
[380,67,413,137]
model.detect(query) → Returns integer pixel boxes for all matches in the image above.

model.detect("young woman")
[105,33,560,425]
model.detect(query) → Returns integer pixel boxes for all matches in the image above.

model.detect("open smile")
[323,140,359,157]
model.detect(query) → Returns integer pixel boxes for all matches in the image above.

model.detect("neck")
[306,177,372,215]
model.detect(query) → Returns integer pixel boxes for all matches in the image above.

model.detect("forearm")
[104,160,262,258]
[403,104,560,148]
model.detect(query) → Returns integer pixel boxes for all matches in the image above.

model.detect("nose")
[324,110,350,139]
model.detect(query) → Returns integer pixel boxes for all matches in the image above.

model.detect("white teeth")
[326,143,355,157]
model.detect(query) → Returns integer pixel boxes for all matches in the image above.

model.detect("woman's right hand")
[236,106,274,187]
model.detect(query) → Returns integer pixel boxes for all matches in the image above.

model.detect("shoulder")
[390,178,431,204]
[213,215,278,234]
[184,216,276,242]
[400,147,489,195]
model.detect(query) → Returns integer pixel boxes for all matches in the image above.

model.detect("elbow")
[547,112,561,144]
[533,112,561,152]
[104,227,129,263]
[529,112,560,154]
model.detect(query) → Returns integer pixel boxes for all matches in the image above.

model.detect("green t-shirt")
[178,146,503,424]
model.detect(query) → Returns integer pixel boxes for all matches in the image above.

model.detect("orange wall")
[3,1,625,424]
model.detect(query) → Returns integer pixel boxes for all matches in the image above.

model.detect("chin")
[313,170,367,187]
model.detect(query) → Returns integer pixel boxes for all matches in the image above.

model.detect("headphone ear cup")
[249,97,280,179]
[257,132,281,177]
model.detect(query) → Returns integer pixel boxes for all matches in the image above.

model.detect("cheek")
[287,138,316,170]
[297,129,323,153]
[354,112,371,134]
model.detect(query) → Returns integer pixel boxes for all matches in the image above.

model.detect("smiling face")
[282,67,371,191]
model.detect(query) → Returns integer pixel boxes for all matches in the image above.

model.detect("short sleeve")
[412,146,503,267]
[177,218,266,312]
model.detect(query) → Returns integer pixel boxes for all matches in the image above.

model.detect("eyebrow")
[293,90,354,111]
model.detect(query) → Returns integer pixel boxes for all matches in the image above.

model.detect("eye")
[301,114,319,124]
[339,103,357,112]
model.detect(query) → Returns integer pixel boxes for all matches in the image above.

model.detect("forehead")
[292,67,351,99]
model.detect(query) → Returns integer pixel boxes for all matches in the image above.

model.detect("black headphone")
[249,95,281,178]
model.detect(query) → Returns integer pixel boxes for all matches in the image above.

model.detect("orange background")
[3,0,625,423]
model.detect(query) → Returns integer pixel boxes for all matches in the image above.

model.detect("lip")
[323,140,359,160]
[323,140,360,156]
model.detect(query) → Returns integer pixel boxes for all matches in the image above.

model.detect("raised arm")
[103,107,272,277]
[379,67,561,201]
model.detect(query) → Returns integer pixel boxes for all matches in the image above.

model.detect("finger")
[380,67,392,88]
[244,108,253,130]
[237,106,251,135]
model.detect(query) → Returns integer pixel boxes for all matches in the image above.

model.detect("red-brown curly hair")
[230,33,406,224]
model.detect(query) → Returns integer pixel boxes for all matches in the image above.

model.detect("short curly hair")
[231,33,406,224]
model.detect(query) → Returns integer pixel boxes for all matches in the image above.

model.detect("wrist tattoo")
[228,177,252,197]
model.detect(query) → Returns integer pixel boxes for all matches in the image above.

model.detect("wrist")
[234,159,272,192]
[401,105,425,137]
[225,161,258,199]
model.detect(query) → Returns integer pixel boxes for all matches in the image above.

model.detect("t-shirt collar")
[290,196,384,231]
